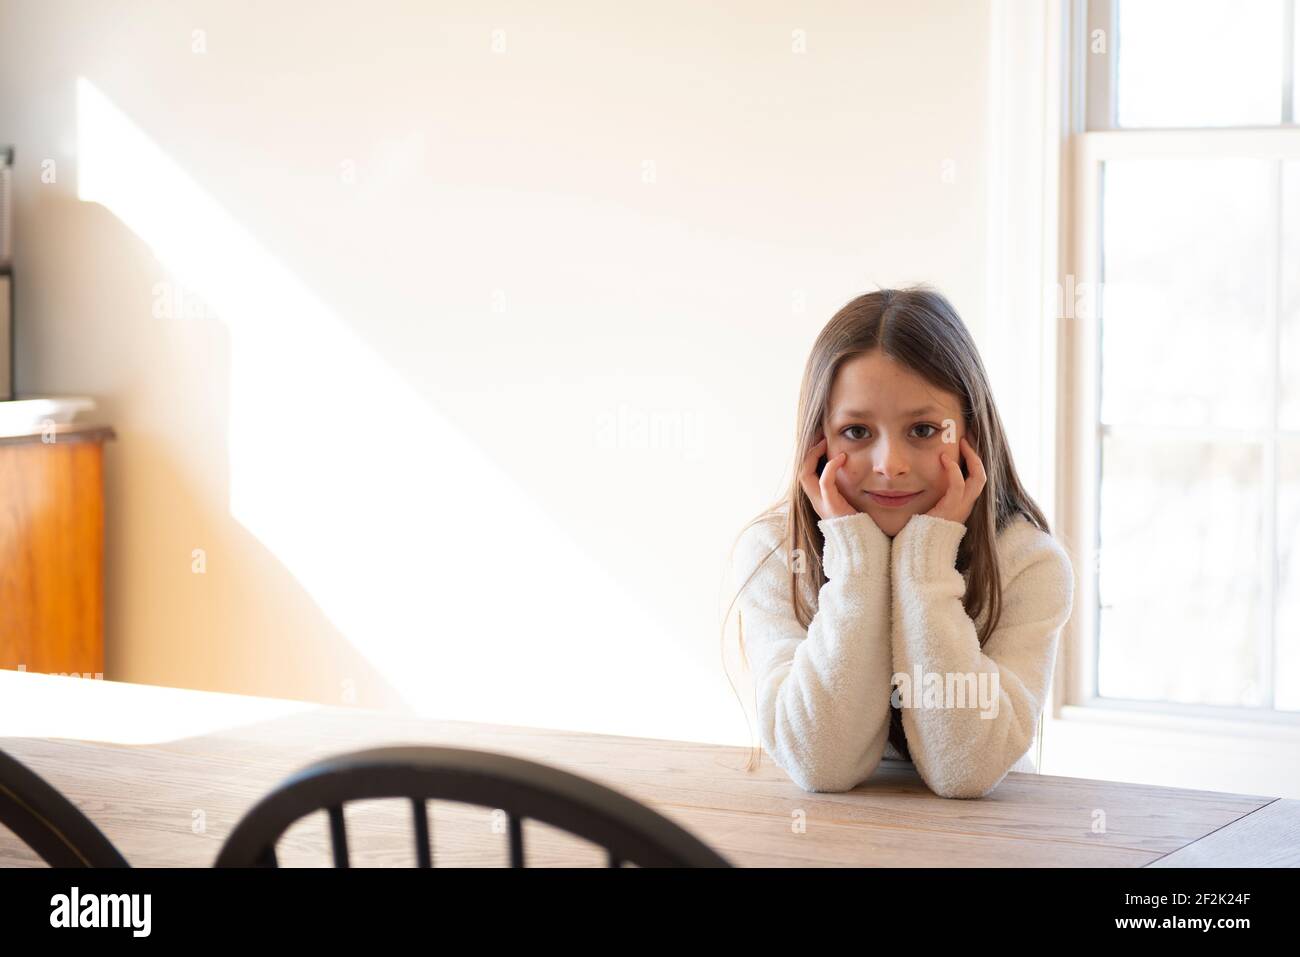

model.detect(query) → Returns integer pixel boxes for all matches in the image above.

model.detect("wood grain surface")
[0,670,1288,867]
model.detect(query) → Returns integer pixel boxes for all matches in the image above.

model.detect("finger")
[940,450,963,500]
[799,439,830,507]
[821,452,853,512]
[956,446,986,510]
[820,450,845,489]
[802,436,828,473]
[968,440,988,482]
[959,437,988,492]
[800,439,826,488]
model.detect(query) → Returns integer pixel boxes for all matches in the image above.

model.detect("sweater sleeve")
[730,511,894,792]
[889,513,1075,799]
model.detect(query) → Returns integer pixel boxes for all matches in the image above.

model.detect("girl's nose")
[873,439,909,477]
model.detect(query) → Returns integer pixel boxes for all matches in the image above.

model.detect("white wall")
[0,0,994,745]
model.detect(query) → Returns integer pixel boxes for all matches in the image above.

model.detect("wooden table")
[1,670,1295,867]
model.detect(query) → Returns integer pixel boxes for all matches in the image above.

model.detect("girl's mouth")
[866,491,921,508]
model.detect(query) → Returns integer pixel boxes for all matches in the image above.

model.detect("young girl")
[724,285,1075,799]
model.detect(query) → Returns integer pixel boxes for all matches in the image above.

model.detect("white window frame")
[991,0,1300,797]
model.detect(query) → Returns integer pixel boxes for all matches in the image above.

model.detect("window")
[1067,0,1300,723]
[1111,0,1296,128]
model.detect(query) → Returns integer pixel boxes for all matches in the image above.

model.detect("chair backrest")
[0,747,130,867]
[214,745,731,868]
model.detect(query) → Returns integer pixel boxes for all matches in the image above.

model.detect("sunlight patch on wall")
[74,76,709,739]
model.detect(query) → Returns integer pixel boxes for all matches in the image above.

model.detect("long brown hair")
[722,285,1053,773]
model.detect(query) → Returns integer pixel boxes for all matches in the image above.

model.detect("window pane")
[1097,434,1264,707]
[1279,438,1300,711]
[1100,157,1272,428]
[1116,0,1285,128]
[1295,13,1300,122]
[1281,166,1300,711]
[1282,161,1300,430]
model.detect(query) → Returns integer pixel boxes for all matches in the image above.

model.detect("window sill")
[1055,700,1300,742]
[1043,703,1300,798]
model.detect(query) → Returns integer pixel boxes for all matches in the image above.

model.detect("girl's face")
[821,351,967,538]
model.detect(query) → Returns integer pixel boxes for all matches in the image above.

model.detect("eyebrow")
[834,405,942,420]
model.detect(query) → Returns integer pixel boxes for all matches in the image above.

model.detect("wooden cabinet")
[0,425,114,677]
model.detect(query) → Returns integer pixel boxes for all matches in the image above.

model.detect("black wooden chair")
[214,745,731,868]
[0,747,130,867]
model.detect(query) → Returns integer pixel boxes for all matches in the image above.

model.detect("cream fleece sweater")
[731,507,1074,798]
